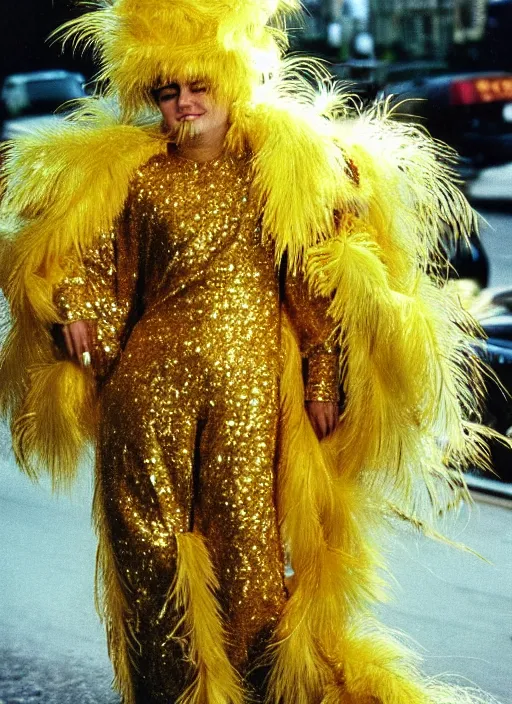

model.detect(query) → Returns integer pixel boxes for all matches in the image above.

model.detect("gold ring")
[81,351,91,367]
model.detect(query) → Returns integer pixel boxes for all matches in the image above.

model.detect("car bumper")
[458,132,512,168]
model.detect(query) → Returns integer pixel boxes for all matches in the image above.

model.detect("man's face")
[155,80,230,143]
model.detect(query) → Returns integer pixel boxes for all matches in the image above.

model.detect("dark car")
[472,288,512,483]
[446,230,490,289]
[379,71,512,172]
[1,70,87,140]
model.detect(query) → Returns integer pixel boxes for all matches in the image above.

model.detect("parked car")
[1,70,87,140]
[443,229,490,290]
[379,72,512,173]
[470,287,512,482]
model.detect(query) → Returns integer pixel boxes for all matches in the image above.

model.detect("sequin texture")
[56,150,338,701]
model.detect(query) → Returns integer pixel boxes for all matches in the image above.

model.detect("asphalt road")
[1,191,511,704]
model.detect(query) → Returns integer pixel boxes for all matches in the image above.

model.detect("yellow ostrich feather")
[336,618,500,704]
[1,105,164,321]
[168,532,243,704]
[269,313,499,704]
[10,359,96,488]
[337,99,476,263]
[240,101,355,270]
[305,211,491,520]
[0,101,163,486]
[53,0,301,115]
[267,316,387,704]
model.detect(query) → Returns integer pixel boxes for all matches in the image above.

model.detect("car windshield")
[2,77,84,118]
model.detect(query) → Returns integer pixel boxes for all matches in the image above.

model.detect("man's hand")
[61,320,96,367]
[306,401,339,440]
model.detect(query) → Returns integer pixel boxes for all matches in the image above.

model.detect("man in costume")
[0,1,500,703]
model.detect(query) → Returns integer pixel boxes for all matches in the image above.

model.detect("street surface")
[1,170,512,704]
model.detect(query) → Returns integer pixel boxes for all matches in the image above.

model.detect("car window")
[2,77,85,118]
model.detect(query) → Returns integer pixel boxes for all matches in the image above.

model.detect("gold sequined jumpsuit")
[55,150,338,702]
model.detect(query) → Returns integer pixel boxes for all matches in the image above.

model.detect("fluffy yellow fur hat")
[57,0,300,114]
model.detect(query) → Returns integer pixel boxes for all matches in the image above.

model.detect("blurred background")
[2,1,512,173]
[1,1,511,87]
[2,1,511,83]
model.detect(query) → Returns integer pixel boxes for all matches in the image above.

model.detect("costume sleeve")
[284,271,339,403]
[53,207,135,379]
[55,228,118,321]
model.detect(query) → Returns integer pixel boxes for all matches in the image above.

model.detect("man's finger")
[309,414,318,439]
[329,406,338,435]
[309,411,320,440]
[89,321,98,349]
[69,324,87,365]
[78,328,91,367]
[72,328,84,360]
[81,327,91,354]
[326,408,333,436]
[73,332,83,362]
[322,405,336,438]
[317,411,327,440]
[62,326,74,359]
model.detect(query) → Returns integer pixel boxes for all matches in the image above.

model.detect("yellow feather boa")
[0,93,501,704]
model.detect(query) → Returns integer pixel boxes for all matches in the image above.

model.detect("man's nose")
[177,87,194,110]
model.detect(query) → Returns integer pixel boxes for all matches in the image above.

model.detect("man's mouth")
[179,113,205,121]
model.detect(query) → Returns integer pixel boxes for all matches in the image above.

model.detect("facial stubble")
[171,119,198,146]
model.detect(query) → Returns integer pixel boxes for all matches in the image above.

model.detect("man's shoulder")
[134,150,168,175]
[129,150,172,200]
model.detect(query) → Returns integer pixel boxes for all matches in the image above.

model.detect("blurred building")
[368,0,488,60]
[453,0,487,43]
[299,0,491,62]
[300,0,370,56]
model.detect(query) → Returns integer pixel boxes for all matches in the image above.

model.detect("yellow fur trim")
[0,102,163,485]
[271,317,500,704]
[305,212,491,523]
[54,0,300,115]
[267,316,386,704]
[167,532,244,704]
[8,355,95,487]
